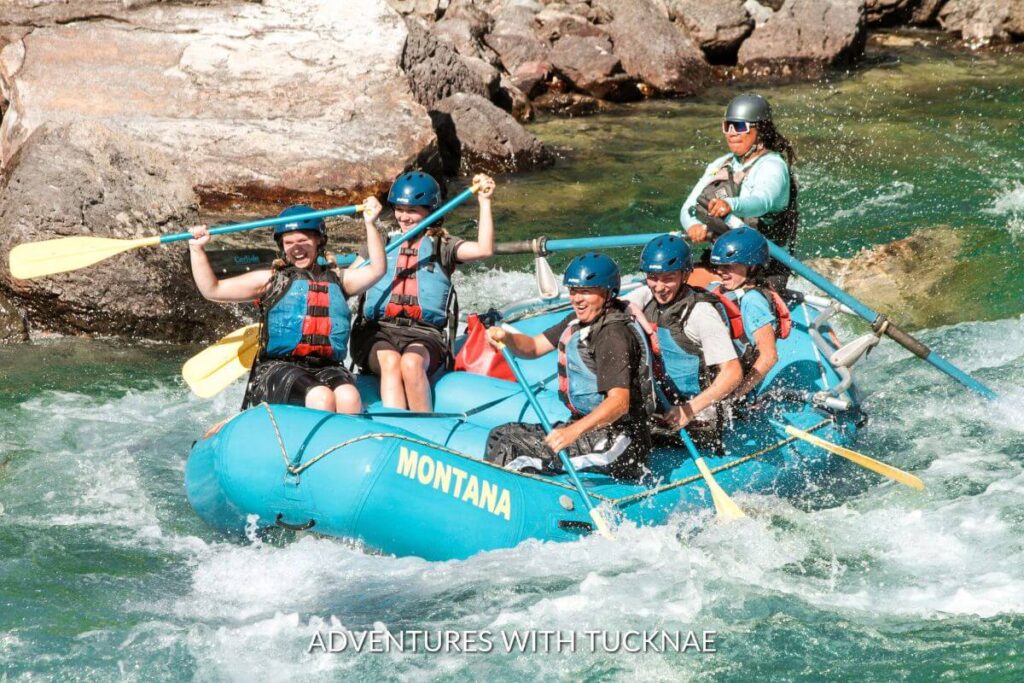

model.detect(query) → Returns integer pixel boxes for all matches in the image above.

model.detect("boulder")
[429,93,553,174]
[0,0,436,211]
[911,0,947,24]
[737,0,867,78]
[388,0,450,19]
[864,0,917,25]
[0,120,243,342]
[939,0,1024,45]
[402,17,493,108]
[535,8,606,40]
[667,0,754,62]
[548,35,640,101]
[591,0,711,95]
[482,5,550,75]
[807,227,971,329]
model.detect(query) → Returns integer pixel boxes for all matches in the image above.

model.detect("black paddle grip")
[882,322,930,359]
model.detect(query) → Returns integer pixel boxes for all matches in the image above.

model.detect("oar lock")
[829,327,884,369]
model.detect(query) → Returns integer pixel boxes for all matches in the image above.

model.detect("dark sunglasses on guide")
[722,120,754,135]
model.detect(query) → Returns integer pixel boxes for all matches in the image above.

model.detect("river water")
[2,39,1023,681]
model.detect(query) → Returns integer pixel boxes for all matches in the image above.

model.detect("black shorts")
[351,319,449,376]
[246,359,355,407]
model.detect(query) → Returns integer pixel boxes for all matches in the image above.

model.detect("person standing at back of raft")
[351,171,497,412]
[622,235,743,440]
[707,227,790,400]
[680,93,798,290]
[188,198,387,413]
[484,253,657,480]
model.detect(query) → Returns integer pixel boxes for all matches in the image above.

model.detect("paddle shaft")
[160,205,363,244]
[717,213,997,400]
[496,345,603,519]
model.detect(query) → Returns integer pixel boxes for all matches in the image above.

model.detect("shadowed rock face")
[0,121,244,342]
[0,0,437,207]
[667,0,754,63]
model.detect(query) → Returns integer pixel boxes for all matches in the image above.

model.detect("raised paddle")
[9,205,364,280]
[770,419,925,491]
[495,343,615,540]
[500,221,998,400]
[182,324,261,399]
[677,429,746,521]
[180,182,481,398]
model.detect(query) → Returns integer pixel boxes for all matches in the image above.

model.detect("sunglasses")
[722,120,754,135]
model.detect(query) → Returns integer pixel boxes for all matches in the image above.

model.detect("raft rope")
[606,418,833,508]
[260,402,835,506]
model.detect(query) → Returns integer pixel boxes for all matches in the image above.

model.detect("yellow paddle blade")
[588,507,615,540]
[695,457,747,521]
[784,425,925,491]
[182,324,260,399]
[9,235,163,280]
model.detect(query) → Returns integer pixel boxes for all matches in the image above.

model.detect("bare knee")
[400,352,427,383]
[377,350,402,376]
[305,386,336,412]
[333,384,362,414]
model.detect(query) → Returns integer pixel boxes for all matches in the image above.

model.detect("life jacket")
[361,234,454,329]
[708,283,792,372]
[695,152,799,248]
[556,302,658,420]
[258,265,350,363]
[641,287,727,406]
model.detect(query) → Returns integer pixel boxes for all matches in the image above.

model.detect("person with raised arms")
[707,226,790,400]
[484,253,657,480]
[622,235,743,442]
[680,93,798,290]
[350,171,496,412]
[188,198,387,413]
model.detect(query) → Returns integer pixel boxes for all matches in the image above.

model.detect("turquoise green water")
[2,42,1024,680]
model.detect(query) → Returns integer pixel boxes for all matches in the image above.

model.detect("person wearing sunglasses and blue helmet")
[188,198,387,414]
[679,94,799,290]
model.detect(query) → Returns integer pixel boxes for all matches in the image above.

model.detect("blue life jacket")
[556,304,657,419]
[260,266,350,363]
[361,235,453,329]
[643,287,727,407]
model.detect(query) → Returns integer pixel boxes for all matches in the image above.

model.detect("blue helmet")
[273,204,326,244]
[563,252,620,296]
[640,234,692,273]
[388,171,442,210]
[709,226,769,267]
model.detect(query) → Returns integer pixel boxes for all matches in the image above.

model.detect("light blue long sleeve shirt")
[679,151,791,229]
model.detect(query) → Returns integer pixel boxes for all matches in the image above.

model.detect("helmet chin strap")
[739,138,764,163]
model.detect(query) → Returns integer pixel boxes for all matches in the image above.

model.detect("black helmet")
[725,94,772,124]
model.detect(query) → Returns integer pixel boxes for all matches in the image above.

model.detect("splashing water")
[3,41,1024,680]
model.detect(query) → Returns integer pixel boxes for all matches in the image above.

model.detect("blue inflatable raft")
[186,290,864,560]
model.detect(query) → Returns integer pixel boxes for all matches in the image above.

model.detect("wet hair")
[757,119,797,167]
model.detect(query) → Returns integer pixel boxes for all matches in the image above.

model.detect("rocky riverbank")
[0,0,1021,342]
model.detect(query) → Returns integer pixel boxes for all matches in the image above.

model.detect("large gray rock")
[548,35,639,101]
[483,4,550,75]
[667,0,754,62]
[0,120,242,342]
[939,0,1024,45]
[429,93,553,174]
[592,0,710,95]
[0,0,437,207]
[738,0,867,78]
[402,17,494,108]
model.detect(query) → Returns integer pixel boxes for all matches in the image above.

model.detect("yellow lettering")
[462,475,480,506]
[480,480,498,513]
[451,467,468,497]
[494,489,511,520]
[433,461,452,493]
[417,454,435,485]
[398,447,418,478]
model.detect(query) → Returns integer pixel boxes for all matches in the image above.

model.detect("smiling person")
[483,253,657,481]
[188,199,386,413]
[622,235,742,443]
[707,227,790,400]
[680,94,798,290]
[350,170,496,412]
